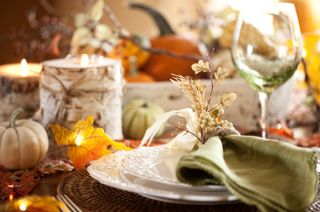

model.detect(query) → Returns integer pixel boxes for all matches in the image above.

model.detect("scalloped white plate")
[87,149,238,205]
[121,145,227,192]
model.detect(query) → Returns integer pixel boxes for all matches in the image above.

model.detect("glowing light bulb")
[75,134,84,146]
[80,54,90,66]
[20,59,29,77]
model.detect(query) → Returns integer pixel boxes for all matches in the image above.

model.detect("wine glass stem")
[258,92,270,138]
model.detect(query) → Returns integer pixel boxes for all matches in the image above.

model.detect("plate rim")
[121,146,227,192]
[87,151,238,204]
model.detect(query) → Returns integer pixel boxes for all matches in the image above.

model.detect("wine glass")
[231,3,302,138]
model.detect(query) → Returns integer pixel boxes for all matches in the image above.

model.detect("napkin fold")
[176,135,318,212]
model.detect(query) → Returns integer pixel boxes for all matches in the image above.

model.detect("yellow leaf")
[51,116,131,169]
[50,124,74,146]
[73,115,95,131]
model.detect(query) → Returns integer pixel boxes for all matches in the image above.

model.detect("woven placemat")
[57,169,256,212]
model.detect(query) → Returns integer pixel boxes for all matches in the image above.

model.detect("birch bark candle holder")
[0,59,42,122]
[40,55,123,140]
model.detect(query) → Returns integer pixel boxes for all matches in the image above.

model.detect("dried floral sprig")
[171,59,239,143]
[171,75,207,116]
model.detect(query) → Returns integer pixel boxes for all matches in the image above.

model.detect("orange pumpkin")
[144,35,201,81]
[125,72,154,83]
[125,56,155,83]
[130,3,202,81]
[108,39,150,74]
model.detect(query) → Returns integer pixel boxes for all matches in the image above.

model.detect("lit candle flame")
[9,194,13,201]
[18,200,28,211]
[20,59,29,77]
[75,134,84,146]
[80,54,90,66]
[277,123,282,130]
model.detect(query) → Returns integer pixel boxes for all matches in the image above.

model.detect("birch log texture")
[40,59,123,140]
[0,72,39,122]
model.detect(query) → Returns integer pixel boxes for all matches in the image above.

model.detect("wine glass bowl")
[231,3,302,138]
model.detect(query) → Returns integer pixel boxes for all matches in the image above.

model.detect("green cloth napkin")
[176,135,318,212]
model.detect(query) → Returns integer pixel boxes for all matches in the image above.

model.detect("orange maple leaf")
[51,116,131,169]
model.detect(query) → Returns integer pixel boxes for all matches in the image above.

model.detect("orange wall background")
[0,0,41,64]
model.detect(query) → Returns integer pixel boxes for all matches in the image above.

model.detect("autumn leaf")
[51,116,131,169]
[220,92,237,107]
[191,60,210,74]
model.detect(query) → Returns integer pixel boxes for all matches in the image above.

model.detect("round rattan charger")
[57,169,257,212]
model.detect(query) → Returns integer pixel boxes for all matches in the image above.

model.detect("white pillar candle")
[0,59,42,121]
[40,55,124,140]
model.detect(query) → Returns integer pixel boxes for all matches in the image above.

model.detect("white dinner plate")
[121,145,227,192]
[87,150,238,205]
[139,193,239,205]
[120,167,231,196]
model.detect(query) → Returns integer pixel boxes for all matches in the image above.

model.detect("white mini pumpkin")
[0,108,49,170]
[123,99,165,139]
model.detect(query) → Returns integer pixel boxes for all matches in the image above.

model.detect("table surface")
[32,173,67,197]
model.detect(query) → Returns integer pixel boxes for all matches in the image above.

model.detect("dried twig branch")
[123,36,202,61]
[103,5,124,30]
[142,45,202,61]
[176,126,201,142]
[206,74,216,109]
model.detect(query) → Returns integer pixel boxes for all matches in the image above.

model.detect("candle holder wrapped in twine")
[40,58,123,140]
